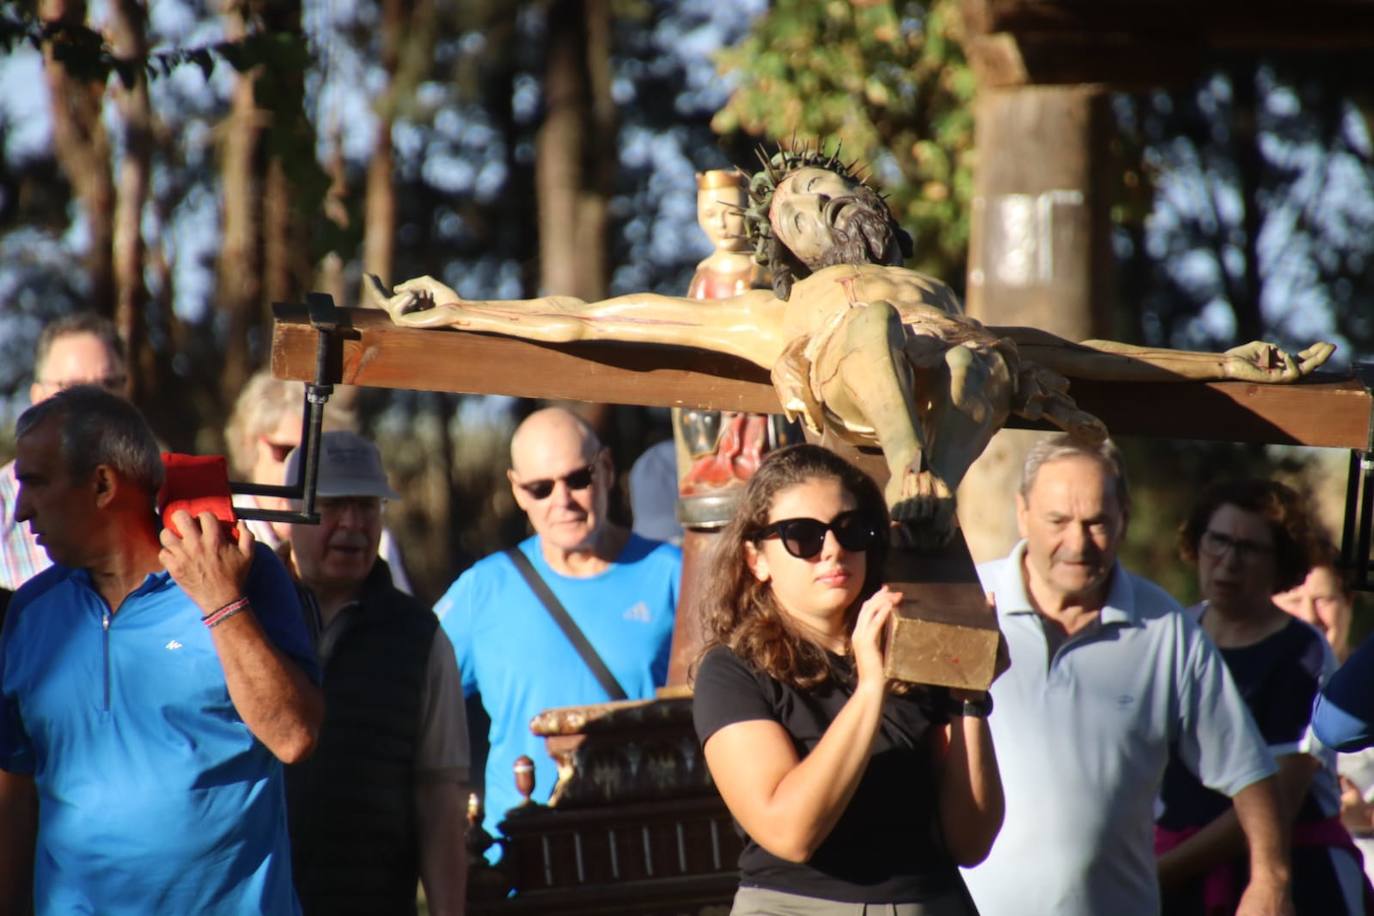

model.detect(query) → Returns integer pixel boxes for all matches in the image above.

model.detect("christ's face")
[769,167,864,267]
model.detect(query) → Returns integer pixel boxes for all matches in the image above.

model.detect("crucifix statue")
[369,148,1333,550]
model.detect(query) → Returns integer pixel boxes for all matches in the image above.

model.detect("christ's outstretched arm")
[367,274,789,369]
[996,326,1334,384]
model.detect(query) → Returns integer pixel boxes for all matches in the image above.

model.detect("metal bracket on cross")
[228,292,342,527]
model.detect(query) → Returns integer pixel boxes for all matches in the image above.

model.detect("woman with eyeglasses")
[691,444,1004,915]
[1156,479,1368,915]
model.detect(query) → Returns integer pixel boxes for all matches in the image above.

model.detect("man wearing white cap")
[283,431,470,916]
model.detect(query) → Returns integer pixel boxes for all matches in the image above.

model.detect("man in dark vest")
[284,431,469,916]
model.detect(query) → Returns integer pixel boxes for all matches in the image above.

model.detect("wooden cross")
[271,302,1372,685]
[271,304,1370,450]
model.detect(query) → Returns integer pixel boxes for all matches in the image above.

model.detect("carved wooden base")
[468,697,741,915]
[477,796,740,915]
[528,697,713,807]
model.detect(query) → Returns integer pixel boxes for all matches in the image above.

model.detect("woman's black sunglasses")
[752,510,881,560]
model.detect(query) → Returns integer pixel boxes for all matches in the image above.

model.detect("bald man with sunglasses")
[435,407,680,853]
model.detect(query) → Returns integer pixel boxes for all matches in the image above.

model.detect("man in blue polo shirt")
[0,386,323,915]
[961,434,1291,916]
[437,407,679,852]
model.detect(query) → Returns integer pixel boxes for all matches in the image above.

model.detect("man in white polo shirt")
[961,434,1291,916]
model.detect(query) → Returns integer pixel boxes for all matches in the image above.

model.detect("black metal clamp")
[1340,361,1374,592]
[229,293,342,527]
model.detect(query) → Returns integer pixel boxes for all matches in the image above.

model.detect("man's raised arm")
[159,510,323,764]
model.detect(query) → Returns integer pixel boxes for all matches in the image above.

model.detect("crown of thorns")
[743,143,876,265]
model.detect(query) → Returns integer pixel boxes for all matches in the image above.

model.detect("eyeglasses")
[752,510,881,560]
[1200,529,1274,563]
[38,374,127,393]
[516,465,596,500]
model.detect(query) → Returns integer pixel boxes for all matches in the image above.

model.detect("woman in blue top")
[691,444,1004,915]
[1157,479,1368,915]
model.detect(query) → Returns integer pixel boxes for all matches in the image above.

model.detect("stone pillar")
[959,85,1115,561]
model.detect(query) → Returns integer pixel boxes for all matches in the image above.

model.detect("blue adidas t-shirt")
[0,543,317,915]
[436,533,679,843]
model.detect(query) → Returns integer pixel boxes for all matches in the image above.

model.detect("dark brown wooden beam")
[271,305,778,413]
[962,0,1374,47]
[967,34,1208,90]
[272,305,1371,450]
[962,0,1374,87]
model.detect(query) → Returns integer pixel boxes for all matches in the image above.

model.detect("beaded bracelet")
[203,596,250,629]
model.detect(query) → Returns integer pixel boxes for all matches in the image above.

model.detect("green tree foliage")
[712,0,975,283]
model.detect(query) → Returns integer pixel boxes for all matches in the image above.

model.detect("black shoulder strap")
[504,548,629,702]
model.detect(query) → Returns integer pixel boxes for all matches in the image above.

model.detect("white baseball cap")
[284,430,399,500]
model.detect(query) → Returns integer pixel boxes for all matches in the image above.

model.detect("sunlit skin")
[1274,565,1352,660]
[289,496,382,622]
[30,332,127,403]
[744,477,867,650]
[1016,456,1126,618]
[508,408,624,577]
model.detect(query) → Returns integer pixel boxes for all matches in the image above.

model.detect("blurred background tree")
[1110,59,1373,604]
[0,0,1369,612]
[712,0,975,283]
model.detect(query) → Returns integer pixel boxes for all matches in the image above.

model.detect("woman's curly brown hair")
[1179,478,1324,593]
[694,444,889,691]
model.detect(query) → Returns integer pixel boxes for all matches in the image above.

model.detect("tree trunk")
[39,0,115,316]
[107,0,153,402]
[362,122,395,288]
[536,0,614,300]
[262,160,299,308]
[217,4,266,408]
[959,86,1114,562]
[361,0,403,292]
[259,1,312,317]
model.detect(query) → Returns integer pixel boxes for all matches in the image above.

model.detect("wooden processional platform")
[272,304,1371,913]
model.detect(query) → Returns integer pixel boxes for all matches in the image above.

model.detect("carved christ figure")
[368,150,1334,544]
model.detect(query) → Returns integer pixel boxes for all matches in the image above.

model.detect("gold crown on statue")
[695,169,748,191]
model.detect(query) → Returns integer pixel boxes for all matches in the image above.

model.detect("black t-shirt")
[1159,616,1329,830]
[692,644,957,903]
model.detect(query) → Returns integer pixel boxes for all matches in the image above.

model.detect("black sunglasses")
[753,510,881,560]
[516,464,596,500]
